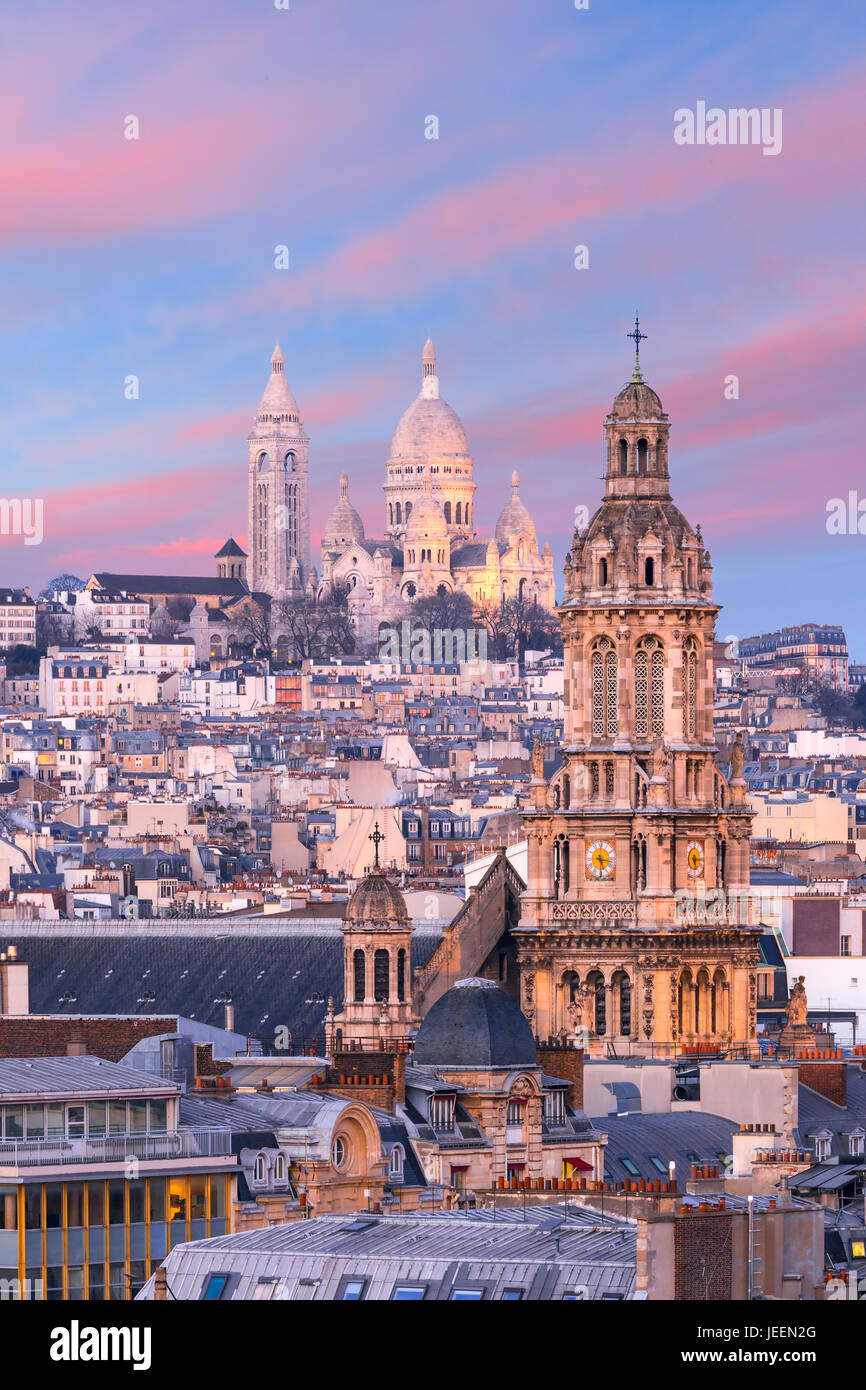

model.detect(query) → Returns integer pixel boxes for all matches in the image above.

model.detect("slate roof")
[1,923,442,1037]
[797,1065,866,1158]
[137,1206,636,1301]
[590,1111,737,1185]
[92,573,247,599]
[414,978,537,1069]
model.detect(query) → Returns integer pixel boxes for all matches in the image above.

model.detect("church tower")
[330,826,420,1050]
[515,322,759,1055]
[247,345,310,595]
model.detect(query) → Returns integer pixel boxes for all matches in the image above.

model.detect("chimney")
[153,1264,168,1301]
[0,952,29,1015]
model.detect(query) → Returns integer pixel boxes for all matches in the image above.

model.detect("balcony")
[0,1128,231,1168]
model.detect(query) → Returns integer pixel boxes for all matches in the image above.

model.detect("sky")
[1,0,865,655]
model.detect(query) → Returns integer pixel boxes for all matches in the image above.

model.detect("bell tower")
[515,322,759,1056]
[330,824,420,1050]
[247,345,311,595]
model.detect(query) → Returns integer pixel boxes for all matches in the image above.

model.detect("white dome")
[388,340,470,462]
[495,471,536,545]
[323,473,364,549]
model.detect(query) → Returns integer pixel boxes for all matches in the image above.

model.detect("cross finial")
[369,820,384,870]
[627,312,647,382]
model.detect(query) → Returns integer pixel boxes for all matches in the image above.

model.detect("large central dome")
[413,978,537,1068]
[388,338,470,462]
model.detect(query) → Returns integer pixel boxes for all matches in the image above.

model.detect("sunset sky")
[1,0,865,653]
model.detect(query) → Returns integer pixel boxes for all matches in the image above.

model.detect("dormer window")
[253,1154,267,1185]
[848,1132,864,1158]
[543,1090,565,1127]
[429,1095,455,1132]
[813,1136,832,1162]
[273,1154,287,1183]
[389,1145,404,1178]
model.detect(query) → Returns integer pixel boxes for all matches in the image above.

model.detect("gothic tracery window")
[682,638,698,739]
[634,636,664,739]
[591,638,618,739]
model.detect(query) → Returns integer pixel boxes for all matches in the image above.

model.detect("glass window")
[190,1175,207,1222]
[46,1104,64,1139]
[67,1265,84,1299]
[109,1101,127,1135]
[209,1176,226,1221]
[4,1106,23,1140]
[128,1181,146,1225]
[450,1288,483,1300]
[148,1178,166,1223]
[87,1102,107,1137]
[342,1279,365,1300]
[620,1158,640,1178]
[87,1183,105,1226]
[648,1156,667,1174]
[107,1182,125,1225]
[148,1100,167,1133]
[66,1183,84,1228]
[168,1178,187,1223]
[392,1286,426,1300]
[129,1101,147,1134]
[45,1184,63,1229]
[24,1105,44,1139]
[0,1186,17,1231]
[109,1263,126,1301]
[501,1289,524,1300]
[67,1106,85,1139]
[202,1273,229,1301]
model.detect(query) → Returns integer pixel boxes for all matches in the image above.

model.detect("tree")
[235,597,274,654]
[853,683,866,730]
[35,610,68,655]
[810,680,853,724]
[273,586,356,661]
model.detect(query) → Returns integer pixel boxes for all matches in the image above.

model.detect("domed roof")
[405,476,447,540]
[389,340,470,462]
[345,870,409,927]
[495,470,536,545]
[413,978,537,1068]
[323,474,365,549]
[608,378,665,421]
[253,345,301,432]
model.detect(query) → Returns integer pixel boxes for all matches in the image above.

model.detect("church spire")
[627,313,647,383]
[421,338,439,399]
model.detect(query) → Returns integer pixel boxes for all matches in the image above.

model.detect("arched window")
[395,502,402,525]
[254,1154,266,1185]
[397,948,406,1003]
[389,1145,404,1178]
[374,949,390,1002]
[682,638,698,739]
[634,636,664,739]
[587,971,606,1035]
[465,504,471,525]
[285,451,295,471]
[678,969,694,1036]
[605,761,614,796]
[258,452,270,472]
[599,556,608,587]
[562,773,570,809]
[389,504,393,525]
[589,760,600,798]
[618,439,628,475]
[444,501,451,524]
[353,949,366,1003]
[618,974,632,1036]
[404,502,412,521]
[274,1154,286,1182]
[644,556,654,586]
[456,502,462,524]
[637,438,648,475]
[591,637,618,739]
[332,1136,346,1169]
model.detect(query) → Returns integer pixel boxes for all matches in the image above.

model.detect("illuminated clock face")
[586,840,616,879]
[686,842,705,876]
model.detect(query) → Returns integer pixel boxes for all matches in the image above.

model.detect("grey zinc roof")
[137,1206,636,1301]
[0,1055,180,1101]
[591,1111,737,1185]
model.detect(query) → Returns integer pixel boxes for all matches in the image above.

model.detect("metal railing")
[0,1128,231,1167]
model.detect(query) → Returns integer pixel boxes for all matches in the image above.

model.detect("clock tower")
[515,324,759,1055]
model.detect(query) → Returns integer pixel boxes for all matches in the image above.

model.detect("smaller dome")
[323,473,365,549]
[495,470,536,546]
[608,378,665,421]
[405,477,447,540]
[345,870,409,927]
[414,978,537,1068]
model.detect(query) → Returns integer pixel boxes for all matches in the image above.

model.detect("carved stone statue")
[651,735,669,780]
[531,736,544,780]
[785,975,808,1028]
[730,733,745,780]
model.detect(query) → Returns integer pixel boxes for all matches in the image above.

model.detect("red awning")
[563,1157,593,1172]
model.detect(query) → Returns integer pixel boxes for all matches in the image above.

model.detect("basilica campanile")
[515,324,759,1055]
[247,345,311,595]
